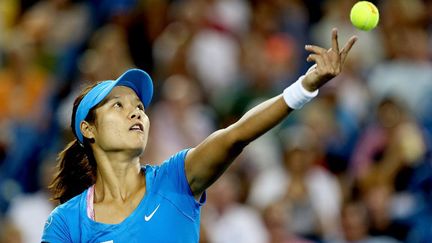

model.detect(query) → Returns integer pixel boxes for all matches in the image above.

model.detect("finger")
[331,28,339,53]
[340,35,358,63]
[307,54,325,68]
[305,45,327,55]
[340,36,358,55]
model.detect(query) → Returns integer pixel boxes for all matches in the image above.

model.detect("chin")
[118,136,147,156]
[132,141,147,154]
[128,146,144,157]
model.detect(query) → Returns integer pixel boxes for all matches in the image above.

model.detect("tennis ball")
[350,1,379,31]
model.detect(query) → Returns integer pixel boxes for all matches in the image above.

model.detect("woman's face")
[89,86,150,155]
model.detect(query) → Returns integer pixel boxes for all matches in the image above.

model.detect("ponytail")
[50,83,99,204]
[49,139,97,204]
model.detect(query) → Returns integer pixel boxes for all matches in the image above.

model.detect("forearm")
[228,95,292,145]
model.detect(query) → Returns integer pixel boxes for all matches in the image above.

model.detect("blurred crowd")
[0,0,432,242]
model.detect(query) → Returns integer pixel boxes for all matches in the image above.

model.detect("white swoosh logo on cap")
[144,204,160,221]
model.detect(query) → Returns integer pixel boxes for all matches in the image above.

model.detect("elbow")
[228,139,248,157]
[222,126,250,156]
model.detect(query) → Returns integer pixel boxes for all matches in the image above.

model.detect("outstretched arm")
[185,29,357,197]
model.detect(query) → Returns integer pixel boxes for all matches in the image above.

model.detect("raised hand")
[302,28,357,91]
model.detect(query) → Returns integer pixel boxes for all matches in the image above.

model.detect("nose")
[129,108,142,120]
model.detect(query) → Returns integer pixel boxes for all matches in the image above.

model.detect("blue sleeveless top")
[42,149,206,243]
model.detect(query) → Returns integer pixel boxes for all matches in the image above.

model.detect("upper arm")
[185,126,246,197]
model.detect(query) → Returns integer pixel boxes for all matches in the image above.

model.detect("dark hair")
[49,84,99,204]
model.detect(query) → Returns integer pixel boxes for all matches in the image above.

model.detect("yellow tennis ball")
[350,1,379,31]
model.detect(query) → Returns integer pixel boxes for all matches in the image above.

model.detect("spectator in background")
[0,28,53,212]
[19,0,91,72]
[248,124,342,241]
[186,0,246,101]
[0,31,50,124]
[145,74,215,164]
[0,218,23,243]
[6,156,56,243]
[203,171,268,243]
[406,154,432,242]
[0,0,20,53]
[298,92,361,177]
[351,97,427,184]
[367,0,432,126]
[360,182,410,241]
[350,96,428,242]
[262,201,314,243]
[334,200,400,243]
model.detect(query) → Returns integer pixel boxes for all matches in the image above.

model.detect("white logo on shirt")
[44,216,53,230]
[100,241,113,243]
[144,204,160,221]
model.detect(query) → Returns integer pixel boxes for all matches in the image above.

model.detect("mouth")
[129,123,144,132]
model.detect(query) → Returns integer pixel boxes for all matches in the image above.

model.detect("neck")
[92,149,144,203]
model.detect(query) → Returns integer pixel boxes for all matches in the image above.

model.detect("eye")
[113,102,123,108]
[137,103,144,111]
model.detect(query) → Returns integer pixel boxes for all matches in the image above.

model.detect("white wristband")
[283,75,319,109]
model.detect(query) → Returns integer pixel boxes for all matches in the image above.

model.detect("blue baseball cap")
[74,68,153,144]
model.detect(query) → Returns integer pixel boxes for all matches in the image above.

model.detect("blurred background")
[0,0,432,242]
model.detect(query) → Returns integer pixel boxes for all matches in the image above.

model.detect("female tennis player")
[41,29,356,242]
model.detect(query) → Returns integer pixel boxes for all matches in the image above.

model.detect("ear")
[80,120,95,140]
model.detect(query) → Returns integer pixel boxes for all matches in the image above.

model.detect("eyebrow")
[98,95,120,107]
[98,95,143,107]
